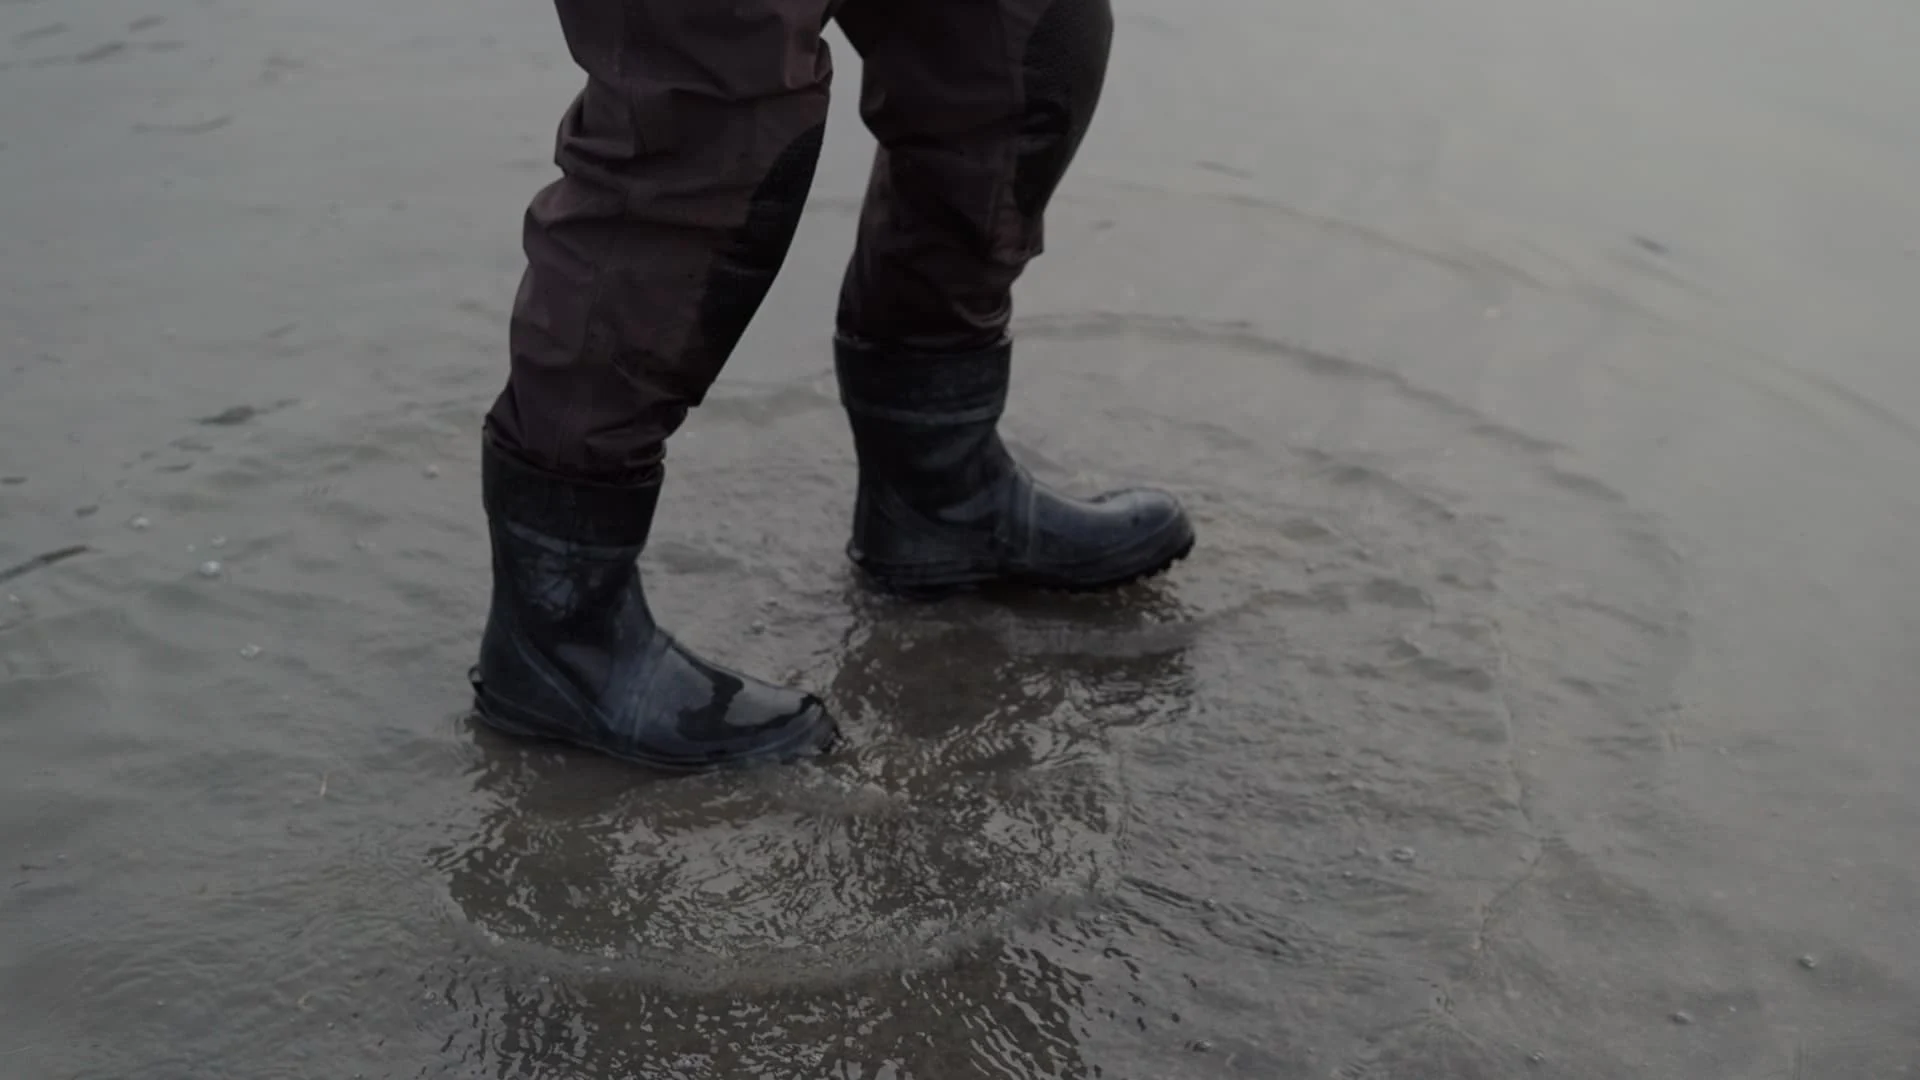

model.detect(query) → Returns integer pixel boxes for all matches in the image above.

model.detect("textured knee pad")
[1013,0,1115,219]
[695,121,827,372]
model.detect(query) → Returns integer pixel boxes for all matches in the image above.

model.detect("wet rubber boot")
[469,435,837,772]
[834,336,1195,596]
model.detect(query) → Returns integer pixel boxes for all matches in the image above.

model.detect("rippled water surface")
[5,0,1920,1076]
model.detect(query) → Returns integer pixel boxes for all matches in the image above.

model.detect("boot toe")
[1020,484,1193,588]
[618,642,840,771]
[1105,486,1190,537]
[1103,486,1196,566]
[611,692,839,772]
[711,688,840,767]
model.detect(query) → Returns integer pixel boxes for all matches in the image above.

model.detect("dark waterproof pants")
[484,0,1115,482]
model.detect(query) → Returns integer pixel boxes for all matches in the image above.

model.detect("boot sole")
[468,671,841,775]
[855,525,1197,600]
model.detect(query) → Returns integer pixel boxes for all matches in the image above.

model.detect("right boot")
[468,434,837,772]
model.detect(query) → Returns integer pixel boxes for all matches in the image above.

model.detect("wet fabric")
[485,0,1116,481]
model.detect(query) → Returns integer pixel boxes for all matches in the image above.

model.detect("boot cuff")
[833,335,1012,424]
[481,433,661,547]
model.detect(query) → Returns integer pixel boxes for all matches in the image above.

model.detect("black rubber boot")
[834,335,1195,596]
[469,435,836,772]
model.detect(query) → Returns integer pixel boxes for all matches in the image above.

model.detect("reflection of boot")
[835,336,1195,596]
[469,434,836,771]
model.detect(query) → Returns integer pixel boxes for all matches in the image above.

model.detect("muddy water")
[4,0,1919,1076]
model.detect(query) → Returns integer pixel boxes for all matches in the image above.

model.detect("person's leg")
[471,0,839,770]
[490,0,835,477]
[829,0,1194,595]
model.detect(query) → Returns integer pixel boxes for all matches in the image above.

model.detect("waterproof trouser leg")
[832,0,1196,593]
[486,0,838,478]
[474,0,843,769]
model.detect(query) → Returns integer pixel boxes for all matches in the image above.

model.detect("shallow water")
[4,0,1919,1076]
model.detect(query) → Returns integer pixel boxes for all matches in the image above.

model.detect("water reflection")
[429,580,1199,1077]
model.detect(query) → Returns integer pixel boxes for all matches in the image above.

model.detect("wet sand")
[4,0,1919,1076]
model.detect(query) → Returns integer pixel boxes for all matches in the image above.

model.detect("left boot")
[834,335,1195,596]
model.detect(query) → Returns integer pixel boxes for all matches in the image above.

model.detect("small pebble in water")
[1670,1010,1694,1026]
[424,464,441,478]
[1392,847,1416,863]
[240,645,261,659]
[749,620,768,635]
[1528,1051,1548,1065]
[131,515,151,531]
[1798,955,1818,970]
[1186,1039,1213,1053]
[198,560,223,579]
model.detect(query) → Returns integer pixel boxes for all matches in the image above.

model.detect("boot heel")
[467,669,560,742]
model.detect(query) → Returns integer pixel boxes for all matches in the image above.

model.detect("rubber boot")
[469,435,837,771]
[834,336,1195,595]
